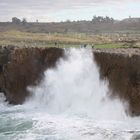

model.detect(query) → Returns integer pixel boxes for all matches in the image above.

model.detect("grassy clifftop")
[0,30,139,48]
[0,31,114,47]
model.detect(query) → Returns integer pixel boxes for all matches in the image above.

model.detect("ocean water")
[0,48,140,140]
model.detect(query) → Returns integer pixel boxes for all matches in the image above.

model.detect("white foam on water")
[0,48,140,140]
[27,48,127,120]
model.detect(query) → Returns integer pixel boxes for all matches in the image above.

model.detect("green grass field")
[95,43,124,48]
[0,30,138,48]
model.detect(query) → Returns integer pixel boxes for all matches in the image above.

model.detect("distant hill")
[0,17,140,34]
[122,17,140,23]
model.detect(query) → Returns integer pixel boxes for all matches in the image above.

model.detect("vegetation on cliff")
[0,30,139,48]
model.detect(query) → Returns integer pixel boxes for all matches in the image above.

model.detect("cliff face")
[94,49,140,116]
[0,47,64,104]
[0,46,140,116]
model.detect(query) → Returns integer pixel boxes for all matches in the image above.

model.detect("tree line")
[12,17,27,25]
[11,16,115,24]
[92,16,114,24]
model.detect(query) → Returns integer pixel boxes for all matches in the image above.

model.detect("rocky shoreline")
[0,46,140,116]
[94,48,140,116]
[0,46,64,104]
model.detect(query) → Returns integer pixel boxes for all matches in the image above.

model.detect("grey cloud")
[0,0,138,21]
[0,0,120,12]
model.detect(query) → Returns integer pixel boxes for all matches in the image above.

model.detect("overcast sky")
[0,0,140,22]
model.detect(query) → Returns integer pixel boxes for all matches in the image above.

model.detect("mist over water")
[27,48,126,120]
[0,48,140,140]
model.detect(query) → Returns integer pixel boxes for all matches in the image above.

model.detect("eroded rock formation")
[0,46,64,104]
[0,46,140,116]
[94,48,140,116]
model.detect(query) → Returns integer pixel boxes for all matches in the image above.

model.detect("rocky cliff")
[0,46,140,116]
[0,46,64,104]
[94,48,140,116]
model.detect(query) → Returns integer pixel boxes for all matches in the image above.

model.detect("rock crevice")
[0,46,140,116]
